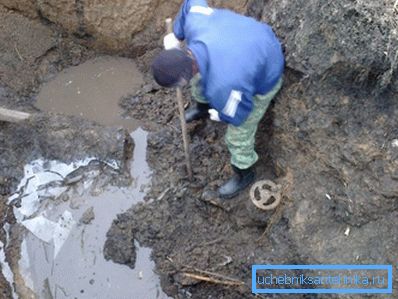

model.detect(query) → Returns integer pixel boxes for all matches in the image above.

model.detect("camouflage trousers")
[190,75,283,169]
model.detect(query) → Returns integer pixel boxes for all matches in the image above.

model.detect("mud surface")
[1,0,398,298]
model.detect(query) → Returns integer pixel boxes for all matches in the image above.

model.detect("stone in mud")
[33,114,133,169]
[79,207,95,225]
[103,213,136,268]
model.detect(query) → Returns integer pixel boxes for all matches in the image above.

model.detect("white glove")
[208,109,220,122]
[163,33,181,50]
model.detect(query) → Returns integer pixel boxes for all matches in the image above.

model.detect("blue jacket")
[174,0,284,126]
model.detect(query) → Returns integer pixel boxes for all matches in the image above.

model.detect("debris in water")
[21,210,76,258]
[21,216,56,243]
[79,207,95,225]
[8,158,96,221]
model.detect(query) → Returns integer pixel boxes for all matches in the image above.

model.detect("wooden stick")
[176,87,193,180]
[0,107,30,123]
[165,18,193,181]
[186,267,244,284]
[183,272,245,286]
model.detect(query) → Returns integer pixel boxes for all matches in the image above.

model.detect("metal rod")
[165,18,193,181]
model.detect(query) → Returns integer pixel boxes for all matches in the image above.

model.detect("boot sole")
[219,190,242,199]
[185,114,209,123]
[218,172,256,200]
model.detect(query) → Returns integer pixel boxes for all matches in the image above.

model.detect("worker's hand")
[163,33,181,50]
[208,109,220,122]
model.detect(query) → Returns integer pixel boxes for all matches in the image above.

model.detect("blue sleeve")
[219,93,253,126]
[210,88,254,126]
[173,0,209,40]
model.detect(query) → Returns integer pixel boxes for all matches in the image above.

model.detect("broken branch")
[182,271,245,287]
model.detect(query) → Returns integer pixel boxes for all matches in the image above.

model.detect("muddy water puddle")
[0,57,170,298]
[36,55,144,131]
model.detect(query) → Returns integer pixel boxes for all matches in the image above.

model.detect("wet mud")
[1,0,397,298]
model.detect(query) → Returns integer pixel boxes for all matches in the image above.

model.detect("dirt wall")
[257,0,398,91]
[0,0,248,53]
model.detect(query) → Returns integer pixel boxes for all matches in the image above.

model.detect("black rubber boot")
[185,102,210,123]
[218,165,255,199]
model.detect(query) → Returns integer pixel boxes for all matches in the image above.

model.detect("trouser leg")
[190,73,208,104]
[225,78,283,170]
[186,74,209,122]
[219,78,282,199]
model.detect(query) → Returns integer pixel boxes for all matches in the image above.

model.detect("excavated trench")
[1,1,398,299]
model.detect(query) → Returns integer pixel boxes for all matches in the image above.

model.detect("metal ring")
[250,180,282,211]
